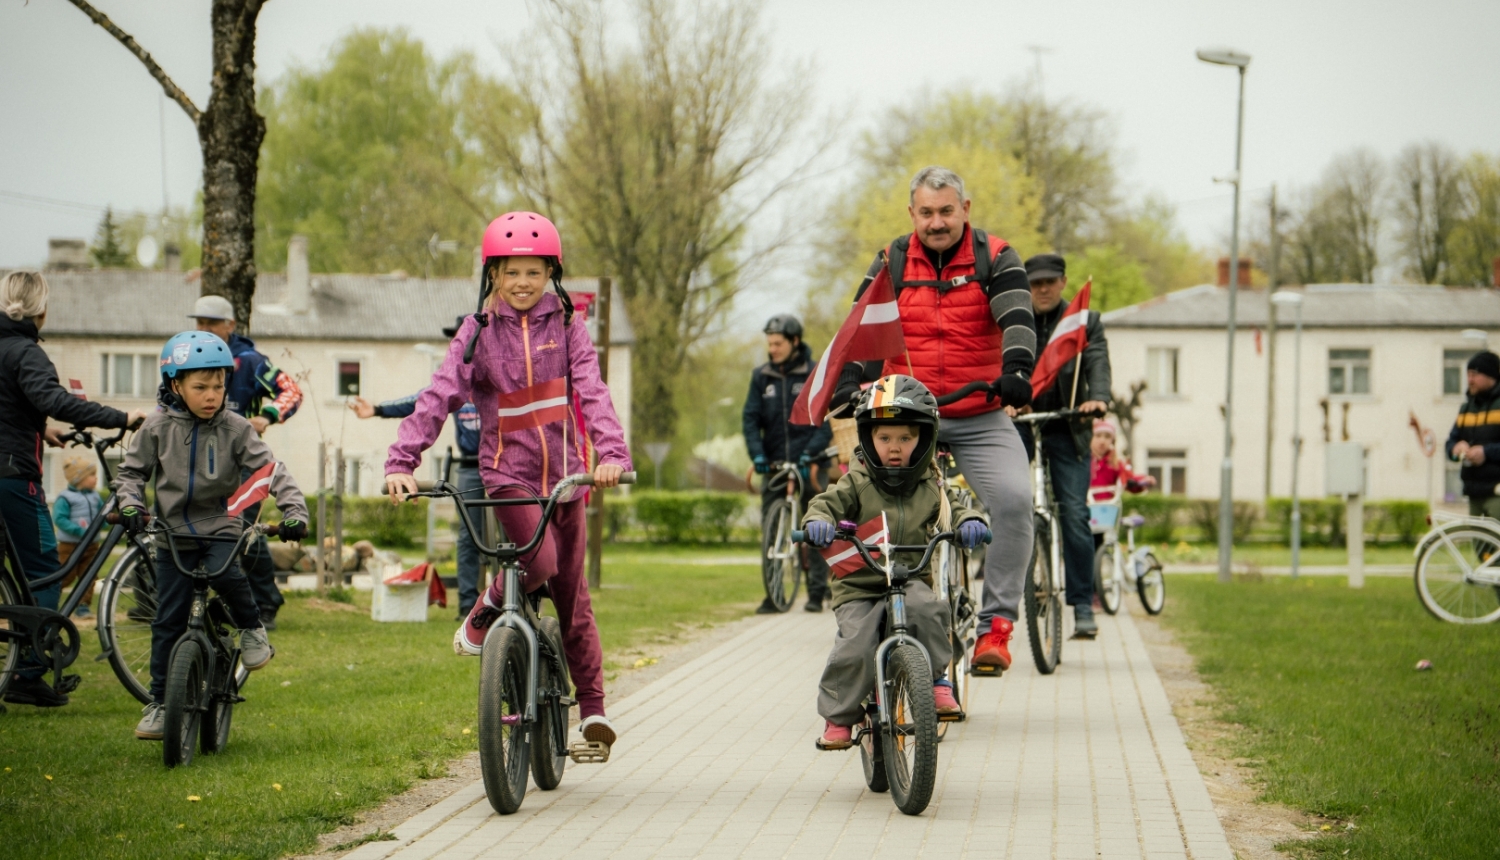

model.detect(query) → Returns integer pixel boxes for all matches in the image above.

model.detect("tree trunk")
[199,0,266,332]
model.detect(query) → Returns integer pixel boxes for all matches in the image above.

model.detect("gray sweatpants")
[938,408,1033,631]
[817,582,953,726]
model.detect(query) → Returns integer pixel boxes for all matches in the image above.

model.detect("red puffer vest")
[880,225,1007,418]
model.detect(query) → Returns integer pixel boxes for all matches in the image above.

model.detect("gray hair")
[1,270,48,322]
[909,166,967,205]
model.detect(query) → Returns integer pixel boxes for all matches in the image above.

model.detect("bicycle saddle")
[1122,514,1146,528]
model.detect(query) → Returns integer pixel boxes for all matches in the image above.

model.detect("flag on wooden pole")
[791,269,906,426]
[1031,279,1092,400]
[227,462,278,517]
[821,515,890,578]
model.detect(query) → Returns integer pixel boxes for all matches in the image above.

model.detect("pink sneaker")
[452,593,500,656]
[815,721,853,751]
[933,683,960,714]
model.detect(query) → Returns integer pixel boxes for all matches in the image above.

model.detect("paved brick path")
[348,607,1233,860]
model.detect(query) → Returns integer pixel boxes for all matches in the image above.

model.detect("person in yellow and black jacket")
[1446,350,1500,519]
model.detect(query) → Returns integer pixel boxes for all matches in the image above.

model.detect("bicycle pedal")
[1070,631,1098,641]
[57,674,82,695]
[970,664,1003,676]
[568,740,610,764]
[936,712,966,723]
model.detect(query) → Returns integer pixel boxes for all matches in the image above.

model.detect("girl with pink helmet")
[1088,418,1155,499]
[385,211,632,752]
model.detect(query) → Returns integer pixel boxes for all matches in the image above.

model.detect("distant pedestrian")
[53,456,104,618]
[1446,351,1500,519]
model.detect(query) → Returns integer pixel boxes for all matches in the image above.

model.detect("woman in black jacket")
[0,270,144,708]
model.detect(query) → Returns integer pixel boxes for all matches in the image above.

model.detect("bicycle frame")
[1419,513,1500,587]
[1014,413,1067,597]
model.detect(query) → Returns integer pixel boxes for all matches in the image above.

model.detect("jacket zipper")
[521,313,549,494]
[185,423,199,535]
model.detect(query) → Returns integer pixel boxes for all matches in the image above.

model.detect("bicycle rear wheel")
[1415,527,1500,624]
[1025,522,1062,674]
[97,545,157,705]
[859,712,888,793]
[760,498,800,612]
[0,575,18,703]
[1096,543,1122,616]
[1136,552,1166,615]
[882,644,937,815]
[162,639,206,768]
[479,625,532,814]
[530,617,569,791]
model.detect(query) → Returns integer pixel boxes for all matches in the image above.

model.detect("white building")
[25,252,633,501]
[1102,283,1500,504]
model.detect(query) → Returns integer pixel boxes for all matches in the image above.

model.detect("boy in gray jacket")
[113,331,309,741]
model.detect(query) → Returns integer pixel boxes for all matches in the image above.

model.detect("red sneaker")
[933,683,960,714]
[973,617,1014,672]
[452,594,500,656]
[815,721,853,751]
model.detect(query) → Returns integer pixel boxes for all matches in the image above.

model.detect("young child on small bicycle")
[385,212,631,753]
[1088,419,1155,501]
[801,375,989,750]
[54,456,103,618]
[114,331,308,742]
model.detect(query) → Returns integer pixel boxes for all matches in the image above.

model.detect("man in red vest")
[834,166,1036,674]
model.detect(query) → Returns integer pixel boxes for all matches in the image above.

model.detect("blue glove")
[957,520,990,549]
[797,451,813,468]
[753,455,768,474]
[805,520,835,548]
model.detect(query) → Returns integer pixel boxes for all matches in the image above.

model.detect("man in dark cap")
[1446,350,1500,519]
[350,317,483,617]
[1024,252,1112,638]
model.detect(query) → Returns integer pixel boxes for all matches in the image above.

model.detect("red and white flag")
[227,462,278,517]
[1030,279,1092,399]
[821,514,890,578]
[791,268,906,426]
[68,379,87,400]
[496,378,569,433]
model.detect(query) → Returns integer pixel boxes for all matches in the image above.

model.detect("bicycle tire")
[882,643,937,815]
[162,638,206,768]
[1095,543,1122,616]
[760,498,800,612]
[1414,527,1500,624]
[478,625,532,814]
[530,617,569,791]
[1136,552,1166,615]
[1025,522,1062,675]
[200,652,239,754]
[97,545,157,705]
[0,575,18,703]
[859,715,889,793]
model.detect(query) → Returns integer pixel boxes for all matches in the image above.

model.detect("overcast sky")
[3,0,1498,318]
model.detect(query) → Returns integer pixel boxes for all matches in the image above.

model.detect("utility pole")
[1264,184,1279,504]
[586,278,612,590]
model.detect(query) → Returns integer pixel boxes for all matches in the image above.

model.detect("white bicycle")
[1090,484,1165,616]
[1413,510,1500,624]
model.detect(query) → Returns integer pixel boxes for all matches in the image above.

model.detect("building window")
[1328,348,1371,395]
[1146,347,1179,395]
[99,352,161,398]
[337,361,362,396]
[1444,349,1472,396]
[1145,449,1188,495]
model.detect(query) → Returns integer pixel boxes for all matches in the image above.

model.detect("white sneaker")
[135,702,165,740]
[579,714,617,747]
[241,627,275,670]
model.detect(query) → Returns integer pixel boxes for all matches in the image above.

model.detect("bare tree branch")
[63,0,202,124]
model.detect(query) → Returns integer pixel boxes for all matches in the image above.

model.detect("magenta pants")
[484,489,605,718]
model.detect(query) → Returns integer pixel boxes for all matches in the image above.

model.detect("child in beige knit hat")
[54,456,103,617]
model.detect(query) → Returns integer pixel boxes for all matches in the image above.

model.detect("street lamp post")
[1198,46,1252,584]
[1271,291,1304,578]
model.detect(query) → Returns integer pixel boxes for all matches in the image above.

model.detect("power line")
[0,189,107,213]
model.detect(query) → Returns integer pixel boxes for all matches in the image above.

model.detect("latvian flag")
[228,462,278,517]
[496,378,570,432]
[791,268,906,426]
[1030,279,1092,400]
[820,514,890,578]
[68,379,87,400]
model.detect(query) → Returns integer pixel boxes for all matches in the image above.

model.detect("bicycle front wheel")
[97,544,157,705]
[760,498,800,612]
[1136,552,1166,615]
[162,639,206,768]
[1096,543,1123,616]
[1025,521,1062,674]
[200,652,239,754]
[530,617,569,791]
[882,643,937,815]
[0,575,18,703]
[478,625,532,814]
[1415,527,1500,624]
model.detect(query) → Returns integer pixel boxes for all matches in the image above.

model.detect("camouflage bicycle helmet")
[853,374,940,497]
[763,314,803,339]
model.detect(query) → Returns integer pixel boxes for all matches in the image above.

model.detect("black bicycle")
[793,522,988,816]
[399,470,636,815]
[147,519,277,767]
[0,427,161,708]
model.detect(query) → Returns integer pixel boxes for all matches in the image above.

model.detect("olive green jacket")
[802,460,985,609]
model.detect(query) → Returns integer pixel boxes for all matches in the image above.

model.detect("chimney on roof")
[1217,257,1253,287]
[46,238,88,270]
[287,234,310,314]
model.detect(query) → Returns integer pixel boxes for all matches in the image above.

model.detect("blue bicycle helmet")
[159,330,234,380]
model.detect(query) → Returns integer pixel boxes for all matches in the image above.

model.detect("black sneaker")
[3,676,70,708]
[260,609,278,632]
[1073,604,1099,639]
[755,598,779,615]
[804,599,824,613]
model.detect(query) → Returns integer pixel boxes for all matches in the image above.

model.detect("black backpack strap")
[885,231,989,293]
[885,236,910,298]
[971,227,991,286]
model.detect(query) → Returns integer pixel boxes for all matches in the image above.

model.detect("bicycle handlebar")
[1012,405,1105,425]
[933,380,991,407]
[789,524,991,581]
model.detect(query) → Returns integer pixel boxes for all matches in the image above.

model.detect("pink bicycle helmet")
[481,211,563,273]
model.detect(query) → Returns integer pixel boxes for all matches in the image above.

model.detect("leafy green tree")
[1070,245,1153,313]
[257,28,509,275]
[1284,148,1384,284]
[90,207,130,268]
[1450,153,1500,287]
[1097,197,1212,295]
[1393,142,1464,284]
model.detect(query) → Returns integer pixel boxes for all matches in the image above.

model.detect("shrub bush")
[628,490,755,543]
[308,495,428,548]
[1185,499,1259,543]
[1121,494,1187,543]
[1267,497,1427,546]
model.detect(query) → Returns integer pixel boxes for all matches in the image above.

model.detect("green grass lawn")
[1155,542,1417,568]
[1164,575,1500,858]
[0,545,761,860]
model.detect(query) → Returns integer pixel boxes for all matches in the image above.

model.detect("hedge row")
[1117,496,1429,546]
[606,491,758,544]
